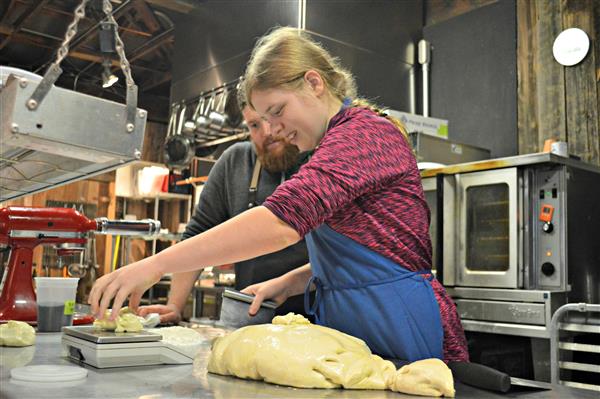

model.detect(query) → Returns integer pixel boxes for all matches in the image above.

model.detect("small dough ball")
[272,313,310,325]
[115,313,143,333]
[0,321,36,347]
[0,344,35,368]
[390,358,455,397]
[93,311,117,331]
[118,307,134,316]
[93,307,142,331]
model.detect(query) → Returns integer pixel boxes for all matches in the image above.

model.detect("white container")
[35,277,79,332]
[551,141,568,157]
[137,166,169,196]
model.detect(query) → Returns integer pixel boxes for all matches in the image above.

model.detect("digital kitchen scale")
[61,326,195,368]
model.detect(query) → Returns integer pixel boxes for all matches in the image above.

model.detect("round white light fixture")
[552,28,590,66]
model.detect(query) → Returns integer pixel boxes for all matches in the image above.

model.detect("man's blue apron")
[304,223,443,361]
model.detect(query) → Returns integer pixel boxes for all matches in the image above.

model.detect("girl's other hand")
[241,276,291,316]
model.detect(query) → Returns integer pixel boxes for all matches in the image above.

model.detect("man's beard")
[257,137,300,173]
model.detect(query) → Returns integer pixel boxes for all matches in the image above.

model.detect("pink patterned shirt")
[263,107,468,362]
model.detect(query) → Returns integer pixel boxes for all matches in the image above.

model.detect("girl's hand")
[88,258,163,319]
[241,276,291,316]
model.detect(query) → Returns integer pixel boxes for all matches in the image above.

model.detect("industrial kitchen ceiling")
[0,0,190,202]
[0,0,180,122]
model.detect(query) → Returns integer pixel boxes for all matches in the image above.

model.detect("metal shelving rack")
[113,161,193,305]
[550,303,600,392]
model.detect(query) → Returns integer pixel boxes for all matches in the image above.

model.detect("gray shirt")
[182,142,309,314]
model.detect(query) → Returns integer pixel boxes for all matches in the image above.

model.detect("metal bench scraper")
[216,289,277,329]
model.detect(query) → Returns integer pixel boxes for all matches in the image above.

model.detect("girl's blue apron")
[303,223,443,361]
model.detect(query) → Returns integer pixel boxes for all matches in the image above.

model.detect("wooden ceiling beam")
[12,0,151,39]
[132,0,161,33]
[144,0,195,14]
[1,0,19,25]
[0,1,172,104]
[0,0,51,50]
[0,25,151,63]
[0,26,119,68]
[69,50,121,67]
[126,27,174,63]
[0,26,51,49]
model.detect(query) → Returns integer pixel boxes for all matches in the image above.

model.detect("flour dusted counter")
[0,333,596,399]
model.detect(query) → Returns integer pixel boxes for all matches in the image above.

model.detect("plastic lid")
[10,365,88,382]
[34,277,80,287]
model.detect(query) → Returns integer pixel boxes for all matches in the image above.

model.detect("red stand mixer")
[0,206,160,324]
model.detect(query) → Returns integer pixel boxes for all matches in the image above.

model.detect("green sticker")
[64,300,75,315]
[437,125,449,138]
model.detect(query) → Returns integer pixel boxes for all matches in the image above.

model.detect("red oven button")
[539,204,554,223]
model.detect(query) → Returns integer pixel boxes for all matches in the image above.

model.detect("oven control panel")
[534,168,565,290]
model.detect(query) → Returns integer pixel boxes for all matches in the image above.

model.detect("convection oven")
[421,153,600,339]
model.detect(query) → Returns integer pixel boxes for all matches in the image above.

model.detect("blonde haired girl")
[89,27,468,363]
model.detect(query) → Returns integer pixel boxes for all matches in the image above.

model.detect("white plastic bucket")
[34,277,79,332]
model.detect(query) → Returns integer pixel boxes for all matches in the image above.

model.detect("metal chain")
[102,0,135,87]
[26,0,89,110]
[53,0,89,67]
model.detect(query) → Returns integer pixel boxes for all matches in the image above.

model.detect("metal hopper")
[0,66,147,202]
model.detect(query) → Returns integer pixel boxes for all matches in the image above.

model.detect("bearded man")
[138,104,310,323]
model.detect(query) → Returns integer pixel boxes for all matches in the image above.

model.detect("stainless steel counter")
[420,152,600,178]
[0,332,596,399]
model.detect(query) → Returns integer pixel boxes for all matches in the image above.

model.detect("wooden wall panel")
[535,0,567,145]
[102,181,116,277]
[141,121,167,164]
[596,0,600,158]
[563,0,600,163]
[517,0,567,153]
[2,179,113,277]
[159,199,181,235]
[517,0,540,155]
[517,0,599,164]
[433,0,599,163]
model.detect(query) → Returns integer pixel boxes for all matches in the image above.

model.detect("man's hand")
[137,303,182,324]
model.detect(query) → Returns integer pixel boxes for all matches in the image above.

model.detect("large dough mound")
[206,313,454,397]
[0,320,36,347]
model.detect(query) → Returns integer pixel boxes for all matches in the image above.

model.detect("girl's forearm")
[283,263,313,297]
[152,206,301,275]
[167,270,201,311]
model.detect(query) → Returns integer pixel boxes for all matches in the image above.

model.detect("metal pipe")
[152,199,159,255]
[408,65,416,114]
[95,218,161,236]
[418,39,431,117]
[20,27,63,41]
[297,0,306,30]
